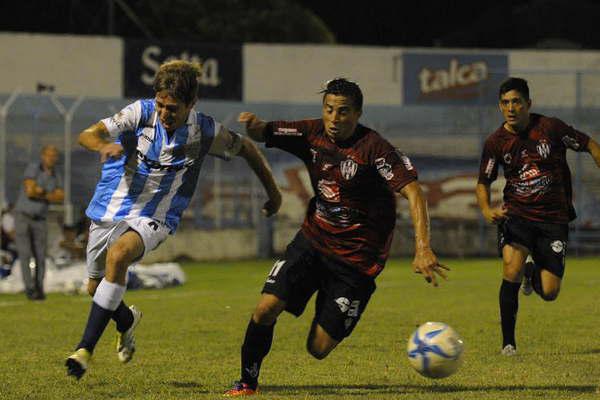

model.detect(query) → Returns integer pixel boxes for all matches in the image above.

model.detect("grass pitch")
[1,258,599,399]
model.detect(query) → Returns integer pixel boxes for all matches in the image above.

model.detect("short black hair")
[499,77,530,100]
[320,78,363,110]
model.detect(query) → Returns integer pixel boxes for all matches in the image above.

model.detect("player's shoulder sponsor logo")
[310,148,318,163]
[111,111,128,131]
[274,127,302,136]
[396,150,414,171]
[340,158,358,180]
[536,139,550,159]
[375,157,394,181]
[561,135,581,150]
[484,157,496,178]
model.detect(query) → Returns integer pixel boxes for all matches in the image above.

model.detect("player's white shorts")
[86,217,170,279]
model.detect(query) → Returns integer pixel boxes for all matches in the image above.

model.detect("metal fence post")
[0,90,20,208]
[49,95,85,226]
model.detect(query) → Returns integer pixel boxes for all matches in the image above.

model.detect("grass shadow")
[261,383,598,395]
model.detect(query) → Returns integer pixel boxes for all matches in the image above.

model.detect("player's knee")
[253,303,281,325]
[306,341,332,360]
[541,289,559,301]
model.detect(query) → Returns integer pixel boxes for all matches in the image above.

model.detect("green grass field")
[1,258,599,399]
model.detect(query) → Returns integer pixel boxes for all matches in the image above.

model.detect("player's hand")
[99,143,124,163]
[482,206,507,224]
[262,189,282,217]
[238,112,261,130]
[413,248,449,287]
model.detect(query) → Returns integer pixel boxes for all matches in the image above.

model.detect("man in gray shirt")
[15,145,64,300]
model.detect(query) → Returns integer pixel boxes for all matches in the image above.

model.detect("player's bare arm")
[239,112,267,142]
[400,180,449,286]
[587,138,600,167]
[78,122,124,162]
[475,183,507,224]
[237,135,282,217]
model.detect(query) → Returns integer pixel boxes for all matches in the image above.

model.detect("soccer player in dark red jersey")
[476,77,600,356]
[223,78,448,396]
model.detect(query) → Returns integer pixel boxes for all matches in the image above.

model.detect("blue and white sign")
[403,53,508,105]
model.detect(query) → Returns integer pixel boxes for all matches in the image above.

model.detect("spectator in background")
[1,202,17,277]
[14,145,64,300]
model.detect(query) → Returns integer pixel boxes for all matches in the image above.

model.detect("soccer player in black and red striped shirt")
[476,77,600,356]
[224,78,448,396]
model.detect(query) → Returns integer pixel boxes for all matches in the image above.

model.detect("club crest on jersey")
[340,158,358,180]
[503,153,512,164]
[537,140,550,159]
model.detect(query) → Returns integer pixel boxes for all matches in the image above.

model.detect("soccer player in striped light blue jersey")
[65,60,281,379]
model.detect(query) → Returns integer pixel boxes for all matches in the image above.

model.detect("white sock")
[93,279,126,311]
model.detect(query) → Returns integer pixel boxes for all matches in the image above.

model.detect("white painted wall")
[244,43,404,105]
[0,33,122,97]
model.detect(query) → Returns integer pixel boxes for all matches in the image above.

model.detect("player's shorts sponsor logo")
[484,157,496,177]
[550,240,565,253]
[375,157,394,181]
[562,135,581,150]
[317,179,340,202]
[340,158,358,180]
[503,153,512,164]
[536,140,550,159]
[274,127,302,136]
[335,297,350,313]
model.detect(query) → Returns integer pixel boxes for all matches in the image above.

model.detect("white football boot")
[116,305,142,363]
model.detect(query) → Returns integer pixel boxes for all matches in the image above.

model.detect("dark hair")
[320,78,363,110]
[499,77,530,100]
[153,60,201,105]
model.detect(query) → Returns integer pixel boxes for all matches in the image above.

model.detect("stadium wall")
[0,33,122,97]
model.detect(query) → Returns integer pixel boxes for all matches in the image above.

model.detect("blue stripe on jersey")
[140,126,190,217]
[85,157,127,220]
[113,101,161,219]
[165,113,215,229]
[139,99,154,125]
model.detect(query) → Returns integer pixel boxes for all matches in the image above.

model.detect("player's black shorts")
[497,216,568,278]
[262,231,376,342]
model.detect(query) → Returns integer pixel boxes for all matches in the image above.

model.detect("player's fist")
[262,189,282,217]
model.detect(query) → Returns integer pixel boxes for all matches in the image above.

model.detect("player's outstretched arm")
[587,138,600,168]
[475,183,506,224]
[237,136,282,217]
[238,112,267,142]
[78,122,124,162]
[400,181,449,287]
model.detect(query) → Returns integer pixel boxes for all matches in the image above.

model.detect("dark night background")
[2,0,600,49]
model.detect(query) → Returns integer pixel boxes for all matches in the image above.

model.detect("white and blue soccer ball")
[407,321,464,379]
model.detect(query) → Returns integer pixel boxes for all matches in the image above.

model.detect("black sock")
[241,318,275,389]
[499,279,521,348]
[112,301,134,333]
[77,302,114,353]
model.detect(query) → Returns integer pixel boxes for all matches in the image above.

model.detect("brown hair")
[152,60,201,105]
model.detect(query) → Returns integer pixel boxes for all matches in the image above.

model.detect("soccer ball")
[406,321,464,379]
